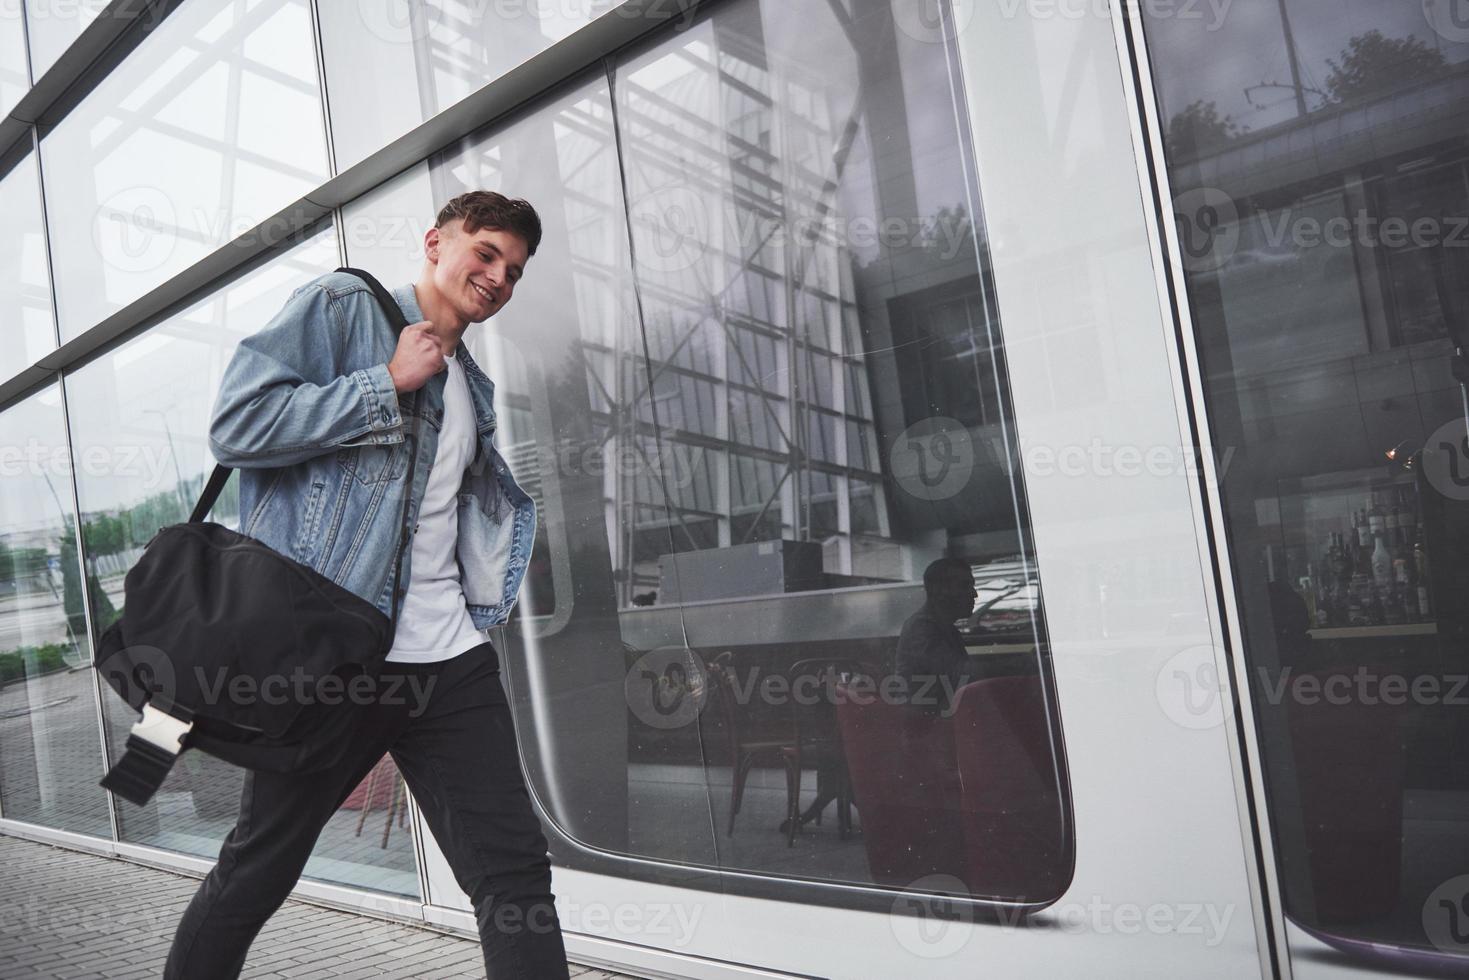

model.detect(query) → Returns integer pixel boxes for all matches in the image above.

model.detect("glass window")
[0,382,111,837]
[387,0,1070,908]
[0,152,56,383]
[0,5,28,115]
[21,0,104,79]
[40,0,329,343]
[608,0,1065,901]
[1145,0,1469,965]
[316,0,617,170]
[67,229,423,897]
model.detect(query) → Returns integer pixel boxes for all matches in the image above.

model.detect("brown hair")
[435,190,542,256]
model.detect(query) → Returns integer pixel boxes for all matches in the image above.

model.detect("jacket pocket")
[336,442,409,486]
[291,480,328,564]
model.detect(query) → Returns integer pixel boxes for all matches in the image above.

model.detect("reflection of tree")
[1166,100,1247,158]
[1325,30,1447,105]
[59,518,117,638]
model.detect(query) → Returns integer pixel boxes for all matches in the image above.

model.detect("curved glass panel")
[603,0,1067,902]
[367,0,1073,908]
[1145,0,1469,967]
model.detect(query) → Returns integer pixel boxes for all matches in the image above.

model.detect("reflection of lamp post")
[143,408,189,516]
[1275,0,1309,118]
[40,471,82,655]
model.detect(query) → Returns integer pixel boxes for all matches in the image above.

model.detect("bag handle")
[189,268,422,633]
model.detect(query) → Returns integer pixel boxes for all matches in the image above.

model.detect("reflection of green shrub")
[0,643,73,686]
[59,526,118,634]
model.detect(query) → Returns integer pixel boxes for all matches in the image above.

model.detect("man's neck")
[411,282,469,356]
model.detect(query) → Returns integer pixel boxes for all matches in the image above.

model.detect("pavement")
[0,833,645,979]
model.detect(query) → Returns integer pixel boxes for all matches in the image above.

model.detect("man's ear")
[424,226,442,262]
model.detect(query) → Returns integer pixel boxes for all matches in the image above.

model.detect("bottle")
[1367,493,1386,540]
[1314,577,1333,627]
[1298,575,1322,628]
[1371,533,1393,586]
[1387,496,1403,553]
[1414,526,1431,619]
[1331,531,1351,588]
[1346,583,1367,626]
[1356,528,1375,579]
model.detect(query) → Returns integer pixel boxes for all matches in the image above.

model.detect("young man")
[163,191,569,979]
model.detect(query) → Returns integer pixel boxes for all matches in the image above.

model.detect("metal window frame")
[0,0,715,413]
[1109,3,1292,979]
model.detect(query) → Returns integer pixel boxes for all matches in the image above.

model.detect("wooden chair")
[704,652,800,837]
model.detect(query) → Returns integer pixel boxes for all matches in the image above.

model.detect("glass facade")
[0,383,111,837]
[1145,0,1469,962]
[21,0,103,80]
[40,0,329,341]
[0,7,27,117]
[64,227,420,895]
[0,0,1078,917]
[336,0,1070,905]
[0,152,55,384]
[317,0,614,170]
[22,0,1464,969]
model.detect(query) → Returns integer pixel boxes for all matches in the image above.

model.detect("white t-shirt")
[385,350,487,664]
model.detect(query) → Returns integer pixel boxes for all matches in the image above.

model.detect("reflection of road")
[0,575,125,652]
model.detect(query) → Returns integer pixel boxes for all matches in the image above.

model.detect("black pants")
[163,642,569,979]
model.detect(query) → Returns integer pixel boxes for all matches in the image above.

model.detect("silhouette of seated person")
[894,557,979,714]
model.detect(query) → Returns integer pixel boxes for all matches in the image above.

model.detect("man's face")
[425,219,529,324]
[937,571,978,621]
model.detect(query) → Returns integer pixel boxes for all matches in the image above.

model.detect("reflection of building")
[473,3,1016,607]
[1167,53,1469,612]
[1148,9,1469,960]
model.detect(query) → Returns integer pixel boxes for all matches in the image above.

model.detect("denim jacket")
[207,271,537,629]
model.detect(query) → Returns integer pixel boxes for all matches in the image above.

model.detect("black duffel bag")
[94,267,420,806]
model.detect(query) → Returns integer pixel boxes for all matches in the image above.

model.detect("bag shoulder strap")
[190,268,415,522]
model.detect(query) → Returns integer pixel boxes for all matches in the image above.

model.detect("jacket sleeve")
[208,283,404,469]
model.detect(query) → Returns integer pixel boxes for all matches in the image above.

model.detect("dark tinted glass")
[1146,0,1469,961]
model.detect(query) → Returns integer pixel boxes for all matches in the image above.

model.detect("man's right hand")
[386,322,446,393]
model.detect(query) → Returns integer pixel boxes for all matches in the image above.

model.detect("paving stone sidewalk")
[0,833,642,979]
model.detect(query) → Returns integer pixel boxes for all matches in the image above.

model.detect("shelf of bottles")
[1281,472,1435,639]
